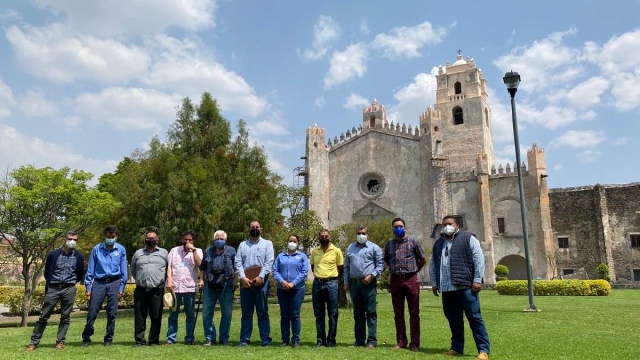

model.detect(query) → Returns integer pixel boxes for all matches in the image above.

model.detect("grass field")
[2,290,638,360]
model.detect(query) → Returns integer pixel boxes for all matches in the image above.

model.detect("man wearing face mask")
[199,230,237,346]
[384,218,426,352]
[429,216,490,360]
[310,229,344,348]
[234,221,274,347]
[131,231,169,347]
[343,226,384,349]
[82,225,128,347]
[26,231,85,352]
[165,230,203,345]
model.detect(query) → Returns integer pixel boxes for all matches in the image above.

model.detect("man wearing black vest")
[429,216,490,360]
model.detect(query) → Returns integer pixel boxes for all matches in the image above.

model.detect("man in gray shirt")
[131,231,168,347]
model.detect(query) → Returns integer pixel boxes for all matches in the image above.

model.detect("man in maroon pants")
[383,217,426,352]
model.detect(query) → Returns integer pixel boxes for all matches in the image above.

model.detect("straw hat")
[163,290,176,312]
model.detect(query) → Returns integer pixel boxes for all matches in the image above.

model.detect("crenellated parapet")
[488,161,528,178]
[326,118,420,150]
[306,123,326,136]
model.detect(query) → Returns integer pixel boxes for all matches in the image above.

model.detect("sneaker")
[202,341,212,347]
[281,342,289,347]
[393,344,406,350]
[56,343,65,350]
[163,342,174,346]
[443,350,461,356]
[366,344,375,349]
[313,343,324,348]
[477,353,489,360]
[26,344,37,352]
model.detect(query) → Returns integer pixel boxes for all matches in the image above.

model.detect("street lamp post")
[503,71,538,312]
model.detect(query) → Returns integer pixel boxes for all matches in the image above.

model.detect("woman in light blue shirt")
[273,234,309,348]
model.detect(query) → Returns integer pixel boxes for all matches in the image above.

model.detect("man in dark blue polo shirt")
[82,225,128,347]
[26,231,85,352]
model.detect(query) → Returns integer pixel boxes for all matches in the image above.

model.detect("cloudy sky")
[0,0,638,189]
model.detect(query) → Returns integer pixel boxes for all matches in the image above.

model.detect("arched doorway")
[498,255,528,280]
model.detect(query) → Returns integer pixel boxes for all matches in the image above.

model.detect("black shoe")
[327,343,336,348]
[262,343,271,347]
[219,341,229,346]
[281,342,289,347]
[410,345,418,352]
[81,342,90,348]
[235,342,249,347]
[314,343,324,348]
[184,341,192,346]
[292,342,300,348]
[134,343,145,347]
[104,342,112,347]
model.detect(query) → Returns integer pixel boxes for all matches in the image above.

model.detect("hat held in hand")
[163,290,176,312]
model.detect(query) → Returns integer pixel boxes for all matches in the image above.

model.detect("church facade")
[304,53,640,284]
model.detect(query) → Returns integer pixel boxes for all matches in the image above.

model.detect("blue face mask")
[393,227,406,238]
[105,238,116,246]
[214,240,225,249]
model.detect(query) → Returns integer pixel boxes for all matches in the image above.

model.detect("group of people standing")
[25,217,490,360]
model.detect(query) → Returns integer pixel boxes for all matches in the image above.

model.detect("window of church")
[452,216,464,228]
[631,234,640,247]
[558,237,569,248]
[633,269,640,281]
[358,172,386,199]
[562,269,575,276]
[453,106,464,125]
[454,81,462,94]
[370,115,375,128]
[497,218,505,234]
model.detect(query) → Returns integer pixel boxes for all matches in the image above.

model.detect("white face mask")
[356,234,368,244]
[287,242,298,251]
[66,240,77,249]
[443,225,456,236]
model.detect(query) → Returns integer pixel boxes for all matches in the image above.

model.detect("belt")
[391,272,416,280]
[315,277,338,282]
[95,277,120,283]
[49,283,76,289]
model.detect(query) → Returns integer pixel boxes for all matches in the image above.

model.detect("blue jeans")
[166,292,196,344]
[442,288,491,354]
[239,276,271,345]
[202,283,234,343]
[350,280,378,346]
[277,286,305,343]
[312,279,339,346]
[82,280,120,343]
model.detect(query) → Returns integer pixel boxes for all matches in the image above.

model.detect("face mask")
[105,238,116,246]
[287,242,298,251]
[319,237,330,246]
[443,225,456,236]
[356,234,367,244]
[393,227,406,238]
[145,240,157,248]
[65,240,77,249]
[249,228,261,238]
[214,240,225,249]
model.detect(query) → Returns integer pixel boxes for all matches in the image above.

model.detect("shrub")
[496,279,611,296]
[377,269,391,290]
[494,264,509,277]
[496,276,508,282]
[596,263,611,282]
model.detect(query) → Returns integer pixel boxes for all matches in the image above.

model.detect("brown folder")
[244,265,263,280]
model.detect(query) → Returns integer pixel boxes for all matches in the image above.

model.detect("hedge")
[496,279,611,296]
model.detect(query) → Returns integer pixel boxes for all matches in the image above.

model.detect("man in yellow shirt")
[310,229,344,348]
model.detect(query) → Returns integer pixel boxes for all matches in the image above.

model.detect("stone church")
[304,53,640,284]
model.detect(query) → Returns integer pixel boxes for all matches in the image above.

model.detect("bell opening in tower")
[369,115,375,128]
[453,106,464,125]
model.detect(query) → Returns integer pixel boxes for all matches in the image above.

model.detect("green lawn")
[2,290,638,359]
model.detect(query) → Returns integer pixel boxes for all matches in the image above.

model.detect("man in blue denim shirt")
[235,221,274,347]
[273,234,309,348]
[343,225,384,349]
[82,225,128,347]
[429,216,490,360]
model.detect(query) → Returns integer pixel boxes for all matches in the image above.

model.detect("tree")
[274,185,323,251]
[0,166,120,326]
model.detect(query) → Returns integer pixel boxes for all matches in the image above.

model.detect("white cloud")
[0,79,16,118]
[610,69,640,111]
[553,130,606,148]
[6,23,150,84]
[577,149,600,163]
[553,164,563,171]
[387,68,438,123]
[18,90,59,118]
[486,87,517,142]
[0,8,21,22]
[493,28,581,92]
[371,21,446,59]
[564,76,609,109]
[302,15,341,61]
[582,29,640,74]
[449,20,457,29]
[142,35,267,118]
[0,124,118,179]
[247,109,289,137]
[343,93,369,110]
[62,116,81,132]
[614,137,631,146]
[73,87,182,131]
[517,103,592,129]
[507,29,516,44]
[360,20,370,35]
[34,0,216,37]
[314,97,326,108]
[324,43,368,89]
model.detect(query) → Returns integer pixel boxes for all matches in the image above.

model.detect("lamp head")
[503,71,521,90]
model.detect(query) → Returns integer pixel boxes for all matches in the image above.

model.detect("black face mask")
[319,237,330,246]
[145,240,157,248]
[249,228,260,238]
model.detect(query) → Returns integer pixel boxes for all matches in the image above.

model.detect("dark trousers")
[239,277,271,345]
[442,288,491,354]
[277,286,305,343]
[82,280,120,343]
[349,279,378,346]
[134,286,164,345]
[312,279,339,346]
[389,274,420,348]
[30,285,76,345]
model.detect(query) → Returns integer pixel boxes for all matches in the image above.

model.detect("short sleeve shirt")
[310,243,344,278]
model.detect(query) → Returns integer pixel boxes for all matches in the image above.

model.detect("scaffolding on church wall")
[293,164,309,211]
